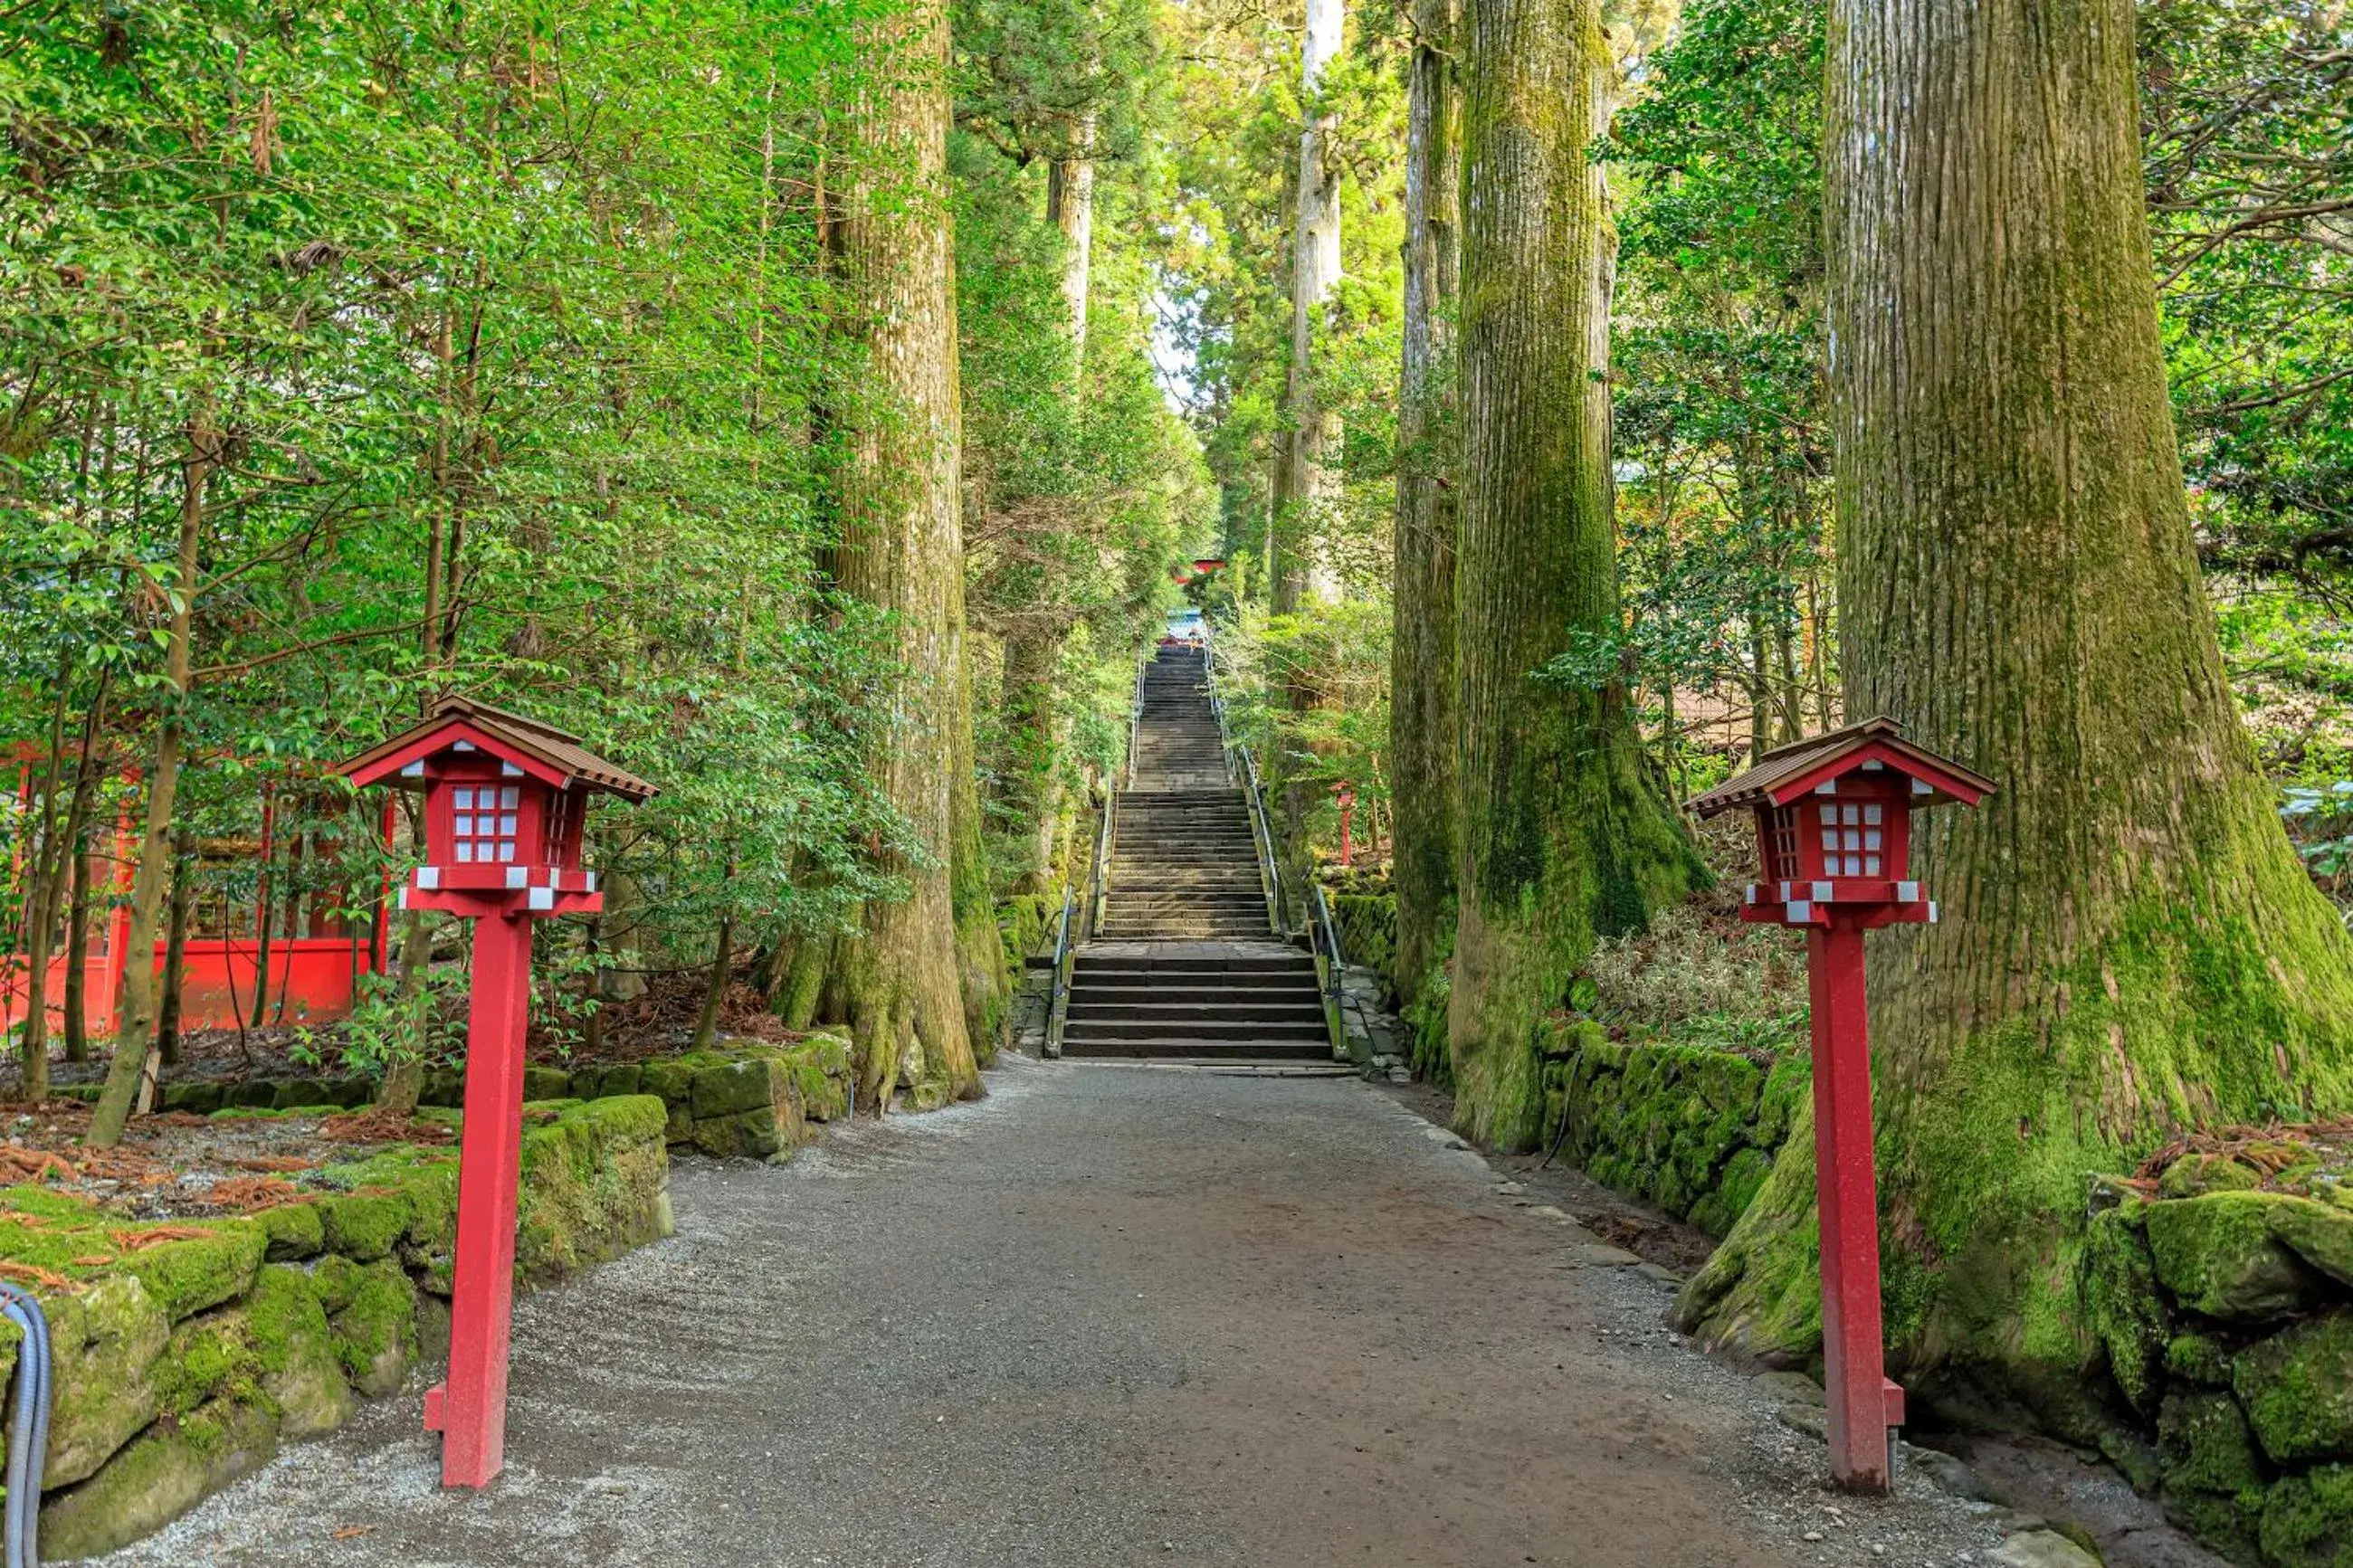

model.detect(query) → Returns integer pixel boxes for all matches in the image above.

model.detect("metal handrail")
[1044,881,1077,1058]
[1309,880,1349,1060]
[1089,784,1116,939]
[1124,655,1146,790]
[1235,740,1284,937]
[1202,638,1237,786]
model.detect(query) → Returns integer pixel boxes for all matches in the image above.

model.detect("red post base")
[434,911,535,1488]
[1809,921,1899,1491]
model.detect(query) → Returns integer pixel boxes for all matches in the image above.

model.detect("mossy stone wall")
[15,1095,673,1561]
[1329,893,1400,1007]
[1541,1022,1807,1240]
[2084,1182,2353,1565]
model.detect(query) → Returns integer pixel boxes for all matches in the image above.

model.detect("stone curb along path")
[100,1058,2083,1568]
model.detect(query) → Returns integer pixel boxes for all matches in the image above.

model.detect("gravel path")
[112,1058,2024,1568]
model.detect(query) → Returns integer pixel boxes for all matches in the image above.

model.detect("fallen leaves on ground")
[205,1177,305,1212]
[321,1107,455,1145]
[107,1224,216,1251]
[0,1260,80,1291]
[0,1146,77,1184]
[330,1525,377,1541]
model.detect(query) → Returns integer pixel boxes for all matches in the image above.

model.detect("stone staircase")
[1060,644,1335,1065]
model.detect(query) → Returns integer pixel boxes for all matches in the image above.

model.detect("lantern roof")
[1687,716,1994,820]
[338,694,658,803]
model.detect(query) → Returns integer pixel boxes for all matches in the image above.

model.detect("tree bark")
[1269,0,1346,613]
[691,917,732,1052]
[1447,0,1701,1149]
[1391,0,1461,1075]
[825,0,987,1109]
[90,414,213,1146]
[1676,0,2353,1426]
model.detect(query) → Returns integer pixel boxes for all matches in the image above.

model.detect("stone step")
[1060,1035,1333,1061]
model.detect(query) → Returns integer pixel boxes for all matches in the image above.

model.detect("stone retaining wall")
[47,1034,861,1159]
[2085,1167,2353,1566]
[8,1096,673,1560]
[1542,1024,1808,1240]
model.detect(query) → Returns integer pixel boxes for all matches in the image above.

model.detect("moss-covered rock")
[523,1065,572,1101]
[2271,1197,2353,1291]
[2236,1313,2353,1464]
[221,1079,279,1110]
[691,1056,785,1120]
[2168,1332,2237,1387]
[693,1107,791,1159]
[329,1259,416,1399]
[2084,1203,2171,1418]
[311,1188,413,1264]
[2146,1192,2329,1323]
[246,1265,351,1438]
[38,1394,280,1563]
[158,1079,223,1116]
[2158,1153,2263,1200]
[251,1201,324,1261]
[2261,1464,2353,1568]
[638,1053,706,1109]
[42,1275,171,1488]
[113,1222,268,1323]
[516,1096,673,1278]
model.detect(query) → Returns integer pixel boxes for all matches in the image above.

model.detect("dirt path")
[111,1060,2016,1568]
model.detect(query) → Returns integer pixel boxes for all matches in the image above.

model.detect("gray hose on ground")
[0,1282,52,1568]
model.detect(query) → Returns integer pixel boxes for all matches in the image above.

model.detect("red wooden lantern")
[1691,717,1991,1492]
[340,696,654,1489]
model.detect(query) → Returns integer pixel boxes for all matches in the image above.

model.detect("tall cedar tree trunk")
[1268,0,1345,613]
[90,417,212,1146]
[997,140,1099,895]
[1390,0,1461,1072]
[1448,0,1702,1149]
[1674,0,2353,1425]
[825,0,989,1109]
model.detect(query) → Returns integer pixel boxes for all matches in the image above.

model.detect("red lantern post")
[1690,717,1991,1491]
[339,697,655,1488]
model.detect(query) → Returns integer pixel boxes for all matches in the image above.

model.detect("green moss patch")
[2147,1192,2329,1323]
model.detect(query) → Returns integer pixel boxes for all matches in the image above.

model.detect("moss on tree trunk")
[1447,0,1702,1150]
[1390,0,1461,1053]
[822,0,986,1111]
[1676,0,2353,1429]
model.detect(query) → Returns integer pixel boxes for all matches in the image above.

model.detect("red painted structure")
[1333,780,1357,868]
[3,763,393,1042]
[340,695,653,1489]
[1690,717,1992,1491]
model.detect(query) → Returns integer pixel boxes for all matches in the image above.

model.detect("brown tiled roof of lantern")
[1685,716,1994,820]
[338,694,658,803]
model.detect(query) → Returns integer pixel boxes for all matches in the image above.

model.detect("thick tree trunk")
[1390,0,1461,1074]
[90,417,212,1146]
[1269,0,1346,613]
[998,628,1063,892]
[1677,0,2353,1426]
[826,0,986,1109]
[1447,0,1701,1149]
[1047,129,1095,358]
